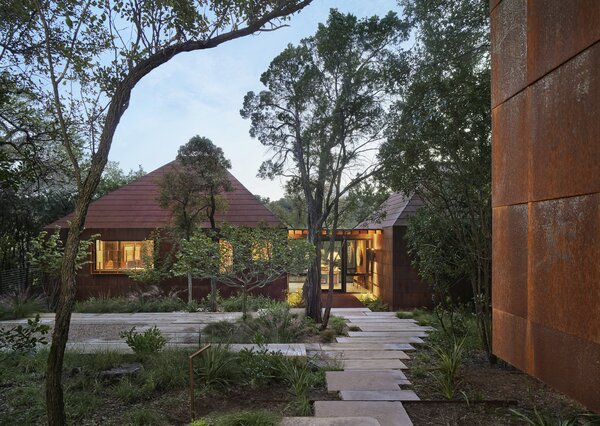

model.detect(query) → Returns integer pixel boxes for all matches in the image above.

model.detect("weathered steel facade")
[491,0,600,411]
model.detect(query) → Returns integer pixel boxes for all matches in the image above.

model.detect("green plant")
[328,316,347,335]
[348,325,361,332]
[0,314,50,354]
[430,337,466,399]
[396,308,434,326]
[196,410,280,426]
[120,326,167,357]
[194,345,239,388]
[237,348,284,387]
[0,294,44,320]
[277,358,318,416]
[319,329,336,343]
[126,407,168,425]
[358,294,388,312]
[287,289,304,308]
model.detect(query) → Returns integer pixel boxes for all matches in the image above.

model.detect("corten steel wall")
[75,228,287,301]
[491,0,600,411]
[392,227,433,310]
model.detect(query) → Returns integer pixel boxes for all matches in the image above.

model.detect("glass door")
[320,241,342,291]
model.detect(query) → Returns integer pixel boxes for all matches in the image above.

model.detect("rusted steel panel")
[489,0,502,13]
[492,0,600,412]
[492,309,530,371]
[528,0,600,84]
[491,0,528,108]
[530,321,600,413]
[529,194,600,345]
[492,204,528,319]
[492,89,530,207]
[529,43,600,202]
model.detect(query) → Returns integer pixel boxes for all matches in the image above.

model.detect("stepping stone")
[320,343,416,351]
[340,390,420,401]
[336,337,424,344]
[347,331,428,338]
[280,417,380,425]
[326,370,408,391]
[314,401,413,426]
[343,359,408,370]
[319,350,409,360]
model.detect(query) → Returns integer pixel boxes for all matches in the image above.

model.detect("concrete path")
[299,309,429,426]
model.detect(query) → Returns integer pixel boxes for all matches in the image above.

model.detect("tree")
[379,0,492,359]
[1,1,312,422]
[242,9,409,321]
[174,225,314,319]
[158,136,232,307]
[94,161,145,199]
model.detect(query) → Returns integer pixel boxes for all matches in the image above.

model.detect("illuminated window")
[94,240,153,272]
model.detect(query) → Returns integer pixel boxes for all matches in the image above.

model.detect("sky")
[109,0,404,200]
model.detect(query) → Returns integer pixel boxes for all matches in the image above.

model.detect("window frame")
[92,239,153,274]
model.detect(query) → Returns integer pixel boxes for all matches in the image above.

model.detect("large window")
[94,240,153,272]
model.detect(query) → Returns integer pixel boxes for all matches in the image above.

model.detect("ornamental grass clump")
[120,326,166,358]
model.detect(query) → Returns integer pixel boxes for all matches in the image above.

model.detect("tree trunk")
[187,272,193,304]
[304,227,322,322]
[241,288,248,321]
[46,199,89,425]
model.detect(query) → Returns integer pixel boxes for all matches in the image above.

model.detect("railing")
[188,344,211,421]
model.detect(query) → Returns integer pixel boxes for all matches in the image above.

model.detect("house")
[491,0,599,411]
[47,161,286,300]
[48,163,434,310]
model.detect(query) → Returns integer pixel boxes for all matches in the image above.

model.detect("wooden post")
[188,344,211,421]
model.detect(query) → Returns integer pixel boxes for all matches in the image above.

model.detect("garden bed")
[399,310,594,425]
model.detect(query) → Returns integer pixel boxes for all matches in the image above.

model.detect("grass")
[192,410,281,426]
[202,303,317,344]
[0,296,44,320]
[74,295,187,313]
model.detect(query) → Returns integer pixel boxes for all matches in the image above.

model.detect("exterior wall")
[392,227,433,309]
[491,0,600,412]
[75,228,287,302]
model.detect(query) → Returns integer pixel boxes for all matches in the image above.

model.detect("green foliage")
[277,358,320,416]
[0,294,44,320]
[508,408,599,426]
[380,0,492,358]
[194,345,239,389]
[95,161,145,199]
[75,295,187,313]
[174,226,314,318]
[0,314,49,355]
[125,408,168,426]
[219,294,276,312]
[120,326,167,358]
[328,316,347,335]
[127,230,174,286]
[202,304,317,344]
[195,410,281,426]
[430,337,466,400]
[396,309,434,326]
[287,289,304,308]
[358,294,389,312]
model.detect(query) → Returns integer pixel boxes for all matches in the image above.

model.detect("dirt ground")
[404,349,594,426]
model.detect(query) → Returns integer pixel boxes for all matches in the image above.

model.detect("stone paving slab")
[316,350,410,360]
[336,337,424,344]
[342,359,408,370]
[347,331,428,337]
[344,317,416,322]
[326,370,408,391]
[320,343,416,351]
[314,401,413,426]
[280,417,381,425]
[339,390,420,401]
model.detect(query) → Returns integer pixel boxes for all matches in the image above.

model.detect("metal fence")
[0,268,41,295]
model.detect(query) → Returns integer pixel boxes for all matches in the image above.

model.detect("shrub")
[328,316,347,335]
[0,314,50,355]
[194,345,239,388]
[219,294,275,312]
[0,290,46,320]
[120,326,167,357]
[141,349,189,390]
[319,329,336,343]
[430,337,466,399]
[126,408,168,425]
[358,294,388,312]
[348,325,361,332]
[195,410,280,426]
[396,309,434,326]
[202,304,317,344]
[287,290,304,308]
[237,348,284,387]
[277,358,319,416]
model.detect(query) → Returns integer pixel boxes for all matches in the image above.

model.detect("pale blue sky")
[110,0,403,199]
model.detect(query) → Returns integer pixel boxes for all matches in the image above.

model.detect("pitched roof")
[355,192,424,229]
[47,161,282,229]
